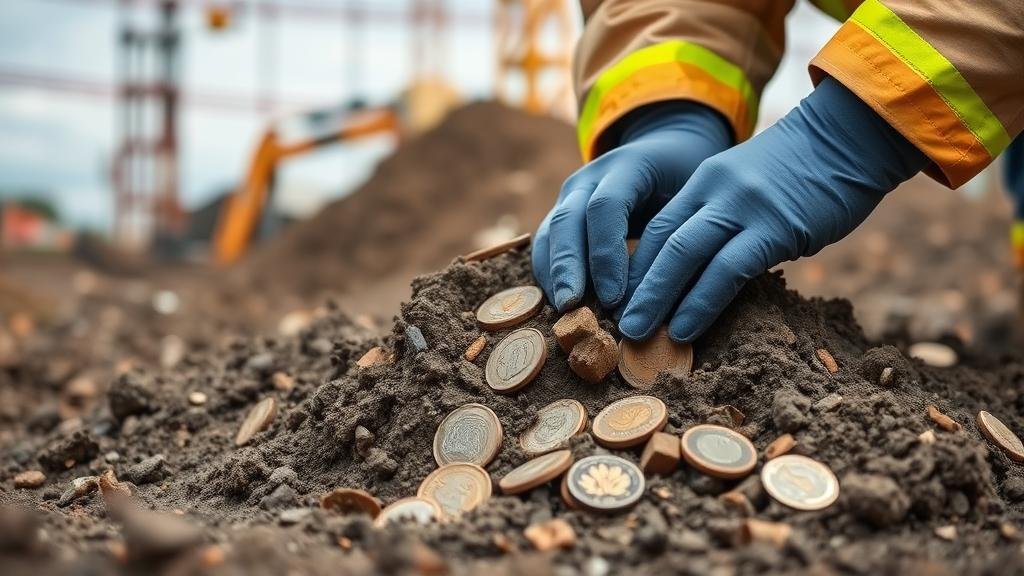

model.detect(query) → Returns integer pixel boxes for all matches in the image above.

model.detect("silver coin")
[432,403,503,467]
[520,399,587,455]
[761,454,839,511]
[566,454,644,512]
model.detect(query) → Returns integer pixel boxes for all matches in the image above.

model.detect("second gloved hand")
[618,76,930,342]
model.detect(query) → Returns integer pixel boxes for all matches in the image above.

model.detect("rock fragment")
[14,470,46,489]
[38,430,99,471]
[708,405,745,428]
[927,405,961,432]
[816,348,839,374]
[568,331,618,384]
[934,525,957,541]
[879,367,894,387]
[236,397,277,446]
[737,519,791,548]
[405,325,428,354]
[271,371,296,392]
[842,473,909,526]
[57,476,99,507]
[918,430,937,444]
[120,507,204,560]
[122,455,169,485]
[640,432,681,475]
[814,393,843,412]
[187,391,207,406]
[108,373,154,420]
[553,307,599,352]
[464,335,487,362]
[524,518,576,551]
[718,491,755,516]
[354,426,375,457]
[356,347,390,369]
[765,434,796,460]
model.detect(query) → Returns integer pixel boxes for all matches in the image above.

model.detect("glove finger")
[531,212,554,303]
[586,169,646,308]
[548,185,595,311]
[667,230,771,342]
[618,206,735,340]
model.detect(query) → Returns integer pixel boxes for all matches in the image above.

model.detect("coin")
[560,474,578,509]
[566,455,645,513]
[485,328,547,394]
[977,411,1024,462]
[592,395,667,449]
[499,450,574,495]
[520,399,588,455]
[417,463,493,520]
[375,497,441,527]
[463,233,532,262]
[476,286,544,331]
[433,403,503,467]
[680,425,757,479]
[618,326,693,389]
[761,454,840,511]
[235,397,277,446]
[320,488,382,518]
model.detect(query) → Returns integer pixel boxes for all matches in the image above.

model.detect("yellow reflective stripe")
[578,40,758,154]
[812,0,849,21]
[1013,222,1024,247]
[850,0,1011,157]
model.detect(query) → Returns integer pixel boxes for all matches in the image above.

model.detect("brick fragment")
[568,331,618,383]
[640,432,681,475]
[553,307,599,353]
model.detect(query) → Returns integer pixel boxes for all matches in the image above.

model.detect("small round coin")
[375,497,442,527]
[977,411,1024,462]
[485,328,548,394]
[592,395,667,449]
[235,397,277,446]
[680,425,757,479]
[476,286,544,331]
[499,450,574,495]
[320,488,382,519]
[417,463,493,520]
[433,403,503,467]
[566,455,645,513]
[761,454,840,511]
[520,399,588,455]
[618,326,693,389]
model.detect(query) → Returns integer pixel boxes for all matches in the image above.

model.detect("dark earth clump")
[3,249,1024,575]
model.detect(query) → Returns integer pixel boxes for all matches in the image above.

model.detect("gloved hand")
[618,76,929,342]
[532,100,733,311]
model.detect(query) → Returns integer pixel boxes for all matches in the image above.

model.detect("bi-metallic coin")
[680,424,758,479]
[592,395,667,449]
[374,497,441,527]
[761,454,840,511]
[566,454,645,513]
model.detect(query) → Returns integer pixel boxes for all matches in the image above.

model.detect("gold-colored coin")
[417,463,493,520]
[374,497,441,527]
[320,488,381,518]
[566,455,645,512]
[432,403,503,467]
[485,328,547,394]
[592,395,667,449]
[499,450,574,495]
[761,454,840,511]
[680,424,757,480]
[618,326,693,389]
[977,411,1024,462]
[462,233,532,262]
[235,397,277,446]
[519,399,588,455]
[476,286,544,331]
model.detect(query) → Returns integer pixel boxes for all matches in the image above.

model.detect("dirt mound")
[5,247,1024,574]
[234,101,578,303]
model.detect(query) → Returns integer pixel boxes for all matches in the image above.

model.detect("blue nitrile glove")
[533,101,733,311]
[618,76,930,342]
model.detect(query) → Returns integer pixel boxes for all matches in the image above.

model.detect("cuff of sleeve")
[808,2,1010,189]
[577,40,758,162]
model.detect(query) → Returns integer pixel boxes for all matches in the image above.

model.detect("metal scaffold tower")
[494,0,575,118]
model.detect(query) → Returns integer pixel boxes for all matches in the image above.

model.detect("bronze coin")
[680,424,757,479]
[235,397,277,446]
[977,411,1024,462]
[433,403,503,467]
[463,233,532,262]
[320,488,382,519]
[592,395,667,449]
[520,399,588,455]
[485,328,548,394]
[560,474,578,509]
[499,450,574,495]
[417,463,493,520]
[618,326,693,389]
[476,286,544,331]
[566,455,645,513]
[761,455,839,511]
[374,497,441,527]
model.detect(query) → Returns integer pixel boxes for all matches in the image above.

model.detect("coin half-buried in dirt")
[235,397,277,446]
[977,411,1024,462]
[485,328,548,394]
[417,463,493,520]
[566,455,645,513]
[499,449,574,495]
[680,424,758,480]
[320,488,382,519]
[761,454,840,511]
[433,403,503,467]
[592,395,667,449]
[618,326,693,389]
[375,497,442,527]
[476,285,544,331]
[520,399,588,455]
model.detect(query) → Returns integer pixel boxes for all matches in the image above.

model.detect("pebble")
[279,508,312,525]
[246,353,275,373]
[568,331,619,384]
[523,518,576,551]
[765,434,796,460]
[934,525,957,541]
[188,391,207,406]
[121,507,203,560]
[708,405,745,428]
[354,426,375,457]
[272,372,296,392]
[14,470,46,489]
[909,342,958,368]
[405,325,428,354]
[879,367,894,387]
[814,393,843,412]
[918,430,937,445]
[738,519,792,548]
[356,347,390,369]
[464,335,487,362]
[552,307,600,353]
[38,430,99,471]
[1000,523,1019,541]
[841,473,909,526]
[268,466,298,487]
[260,484,298,510]
[816,348,839,374]
[927,405,961,432]
[719,491,755,516]
[57,476,98,507]
[123,455,169,485]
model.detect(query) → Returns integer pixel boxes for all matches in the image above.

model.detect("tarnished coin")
[235,397,277,446]
[417,463,493,520]
[592,395,667,449]
[618,326,693,389]
[499,450,574,495]
[320,488,382,518]
[680,425,757,479]
[375,497,441,527]
[485,328,548,394]
[520,399,588,455]
[761,454,840,511]
[977,411,1024,462]
[566,455,645,513]
[476,286,544,331]
[560,474,578,509]
[463,233,531,262]
[433,403,503,467]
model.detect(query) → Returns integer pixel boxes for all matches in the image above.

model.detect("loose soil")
[4,248,1024,575]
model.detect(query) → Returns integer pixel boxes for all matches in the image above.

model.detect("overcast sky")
[0,0,840,231]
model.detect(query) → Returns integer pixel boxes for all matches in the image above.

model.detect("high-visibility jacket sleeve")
[809,0,1024,188]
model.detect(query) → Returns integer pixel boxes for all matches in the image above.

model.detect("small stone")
[57,476,99,507]
[919,430,937,444]
[934,525,957,541]
[553,307,600,352]
[246,353,275,373]
[279,508,312,525]
[104,451,121,463]
[909,342,958,368]
[38,430,99,472]
[187,392,207,406]
[524,518,576,551]
[14,470,45,489]
[842,473,909,527]
[364,448,398,478]
[814,393,843,412]
[719,491,755,516]
[927,405,961,432]
[98,470,133,515]
[354,426,375,457]
[1000,523,1019,541]
[272,372,296,392]
[121,507,203,560]
[1004,478,1024,502]
[640,432,681,475]
[236,397,277,446]
[123,455,169,485]
[879,367,894,387]
[771,390,811,433]
[738,519,792,548]
[108,373,154,421]
[260,484,298,510]
[464,335,487,362]
[765,434,796,460]
[405,325,428,354]
[568,331,618,384]
[356,347,390,369]
[268,466,298,487]
[816,348,839,374]
[708,405,745,428]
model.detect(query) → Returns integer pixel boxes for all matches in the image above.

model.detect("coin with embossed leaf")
[566,455,645,513]
[520,399,588,455]
[592,395,667,449]
[618,326,693,389]
[433,403,503,467]
[485,328,548,394]
[417,463,492,520]
[476,286,544,331]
